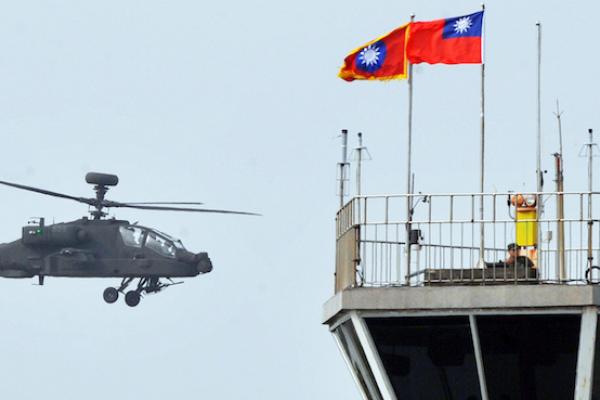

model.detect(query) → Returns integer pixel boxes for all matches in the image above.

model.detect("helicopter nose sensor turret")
[175,250,212,274]
[195,252,213,274]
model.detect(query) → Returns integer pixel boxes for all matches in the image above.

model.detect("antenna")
[579,128,599,192]
[535,22,543,196]
[587,129,597,193]
[553,100,564,158]
[579,128,598,274]
[533,22,545,274]
[553,100,565,281]
[337,129,350,208]
[351,132,372,196]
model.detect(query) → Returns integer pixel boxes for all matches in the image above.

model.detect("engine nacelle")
[22,224,87,246]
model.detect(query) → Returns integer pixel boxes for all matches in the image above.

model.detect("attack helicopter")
[0,172,258,307]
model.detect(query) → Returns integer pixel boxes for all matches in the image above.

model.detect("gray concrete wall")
[323,285,600,325]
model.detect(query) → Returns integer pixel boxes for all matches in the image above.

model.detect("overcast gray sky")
[0,1,598,399]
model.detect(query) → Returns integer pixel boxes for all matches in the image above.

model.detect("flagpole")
[536,21,542,271]
[479,4,486,267]
[405,13,415,285]
[536,22,542,195]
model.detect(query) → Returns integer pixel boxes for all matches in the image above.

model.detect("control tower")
[323,190,600,399]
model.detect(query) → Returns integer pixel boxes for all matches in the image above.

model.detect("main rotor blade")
[0,180,91,204]
[121,201,205,206]
[108,203,260,216]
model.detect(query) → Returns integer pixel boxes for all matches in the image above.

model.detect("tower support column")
[575,307,598,400]
[469,314,489,400]
[351,312,397,400]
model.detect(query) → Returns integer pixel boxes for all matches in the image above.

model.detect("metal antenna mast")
[338,129,349,209]
[553,101,565,281]
[356,132,364,196]
[579,128,599,277]
[586,129,595,197]
[554,100,564,157]
[586,129,596,273]
[536,22,543,195]
[353,132,372,197]
[535,22,544,273]
[357,132,363,196]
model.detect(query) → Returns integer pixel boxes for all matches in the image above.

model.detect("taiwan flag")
[407,11,483,64]
[338,24,409,82]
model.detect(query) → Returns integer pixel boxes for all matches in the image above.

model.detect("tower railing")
[334,191,600,291]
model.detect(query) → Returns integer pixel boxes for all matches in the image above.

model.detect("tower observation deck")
[324,191,600,400]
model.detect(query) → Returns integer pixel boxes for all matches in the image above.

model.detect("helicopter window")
[119,226,145,248]
[145,233,176,258]
[152,228,186,250]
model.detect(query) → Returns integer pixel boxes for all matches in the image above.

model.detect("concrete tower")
[324,191,600,399]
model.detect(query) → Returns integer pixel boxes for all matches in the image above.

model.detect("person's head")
[507,243,517,256]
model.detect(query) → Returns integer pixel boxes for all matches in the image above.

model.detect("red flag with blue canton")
[407,11,483,64]
[338,24,409,81]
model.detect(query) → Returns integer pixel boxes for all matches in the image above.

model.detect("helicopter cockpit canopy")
[119,225,185,258]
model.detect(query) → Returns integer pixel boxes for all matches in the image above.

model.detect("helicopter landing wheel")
[125,290,141,307]
[103,287,119,304]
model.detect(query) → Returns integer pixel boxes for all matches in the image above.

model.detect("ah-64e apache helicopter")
[0,172,258,307]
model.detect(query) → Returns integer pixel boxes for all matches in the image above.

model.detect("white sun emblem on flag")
[453,16,472,34]
[359,44,381,66]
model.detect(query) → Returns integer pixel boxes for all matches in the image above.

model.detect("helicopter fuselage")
[0,218,212,280]
[0,171,254,306]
